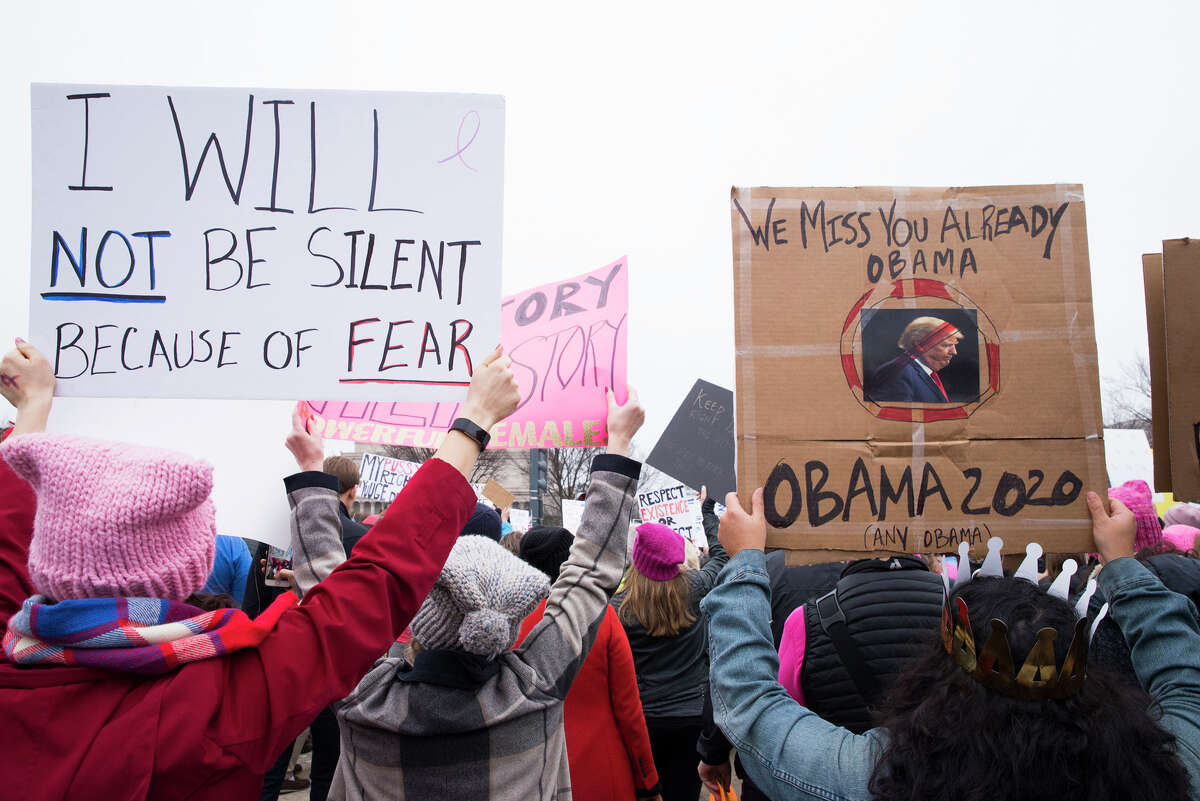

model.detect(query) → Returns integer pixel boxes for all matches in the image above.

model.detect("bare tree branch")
[381,444,520,485]
[542,447,601,525]
[1102,354,1152,439]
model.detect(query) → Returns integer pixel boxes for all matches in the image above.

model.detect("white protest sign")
[561,499,586,534]
[509,508,531,533]
[1104,428,1156,490]
[357,452,421,503]
[45,396,297,550]
[30,83,504,401]
[638,484,706,549]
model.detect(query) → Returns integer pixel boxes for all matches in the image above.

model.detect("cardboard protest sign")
[1161,239,1200,502]
[561,499,586,534]
[638,484,706,549]
[482,478,515,510]
[30,83,504,402]
[731,185,1105,561]
[1143,253,1171,492]
[357,452,421,503]
[305,257,628,448]
[646,380,736,499]
[1104,428,1154,489]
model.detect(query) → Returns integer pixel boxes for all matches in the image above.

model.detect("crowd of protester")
[2,335,1200,801]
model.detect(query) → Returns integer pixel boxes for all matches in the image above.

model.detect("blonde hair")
[897,316,960,353]
[499,530,523,556]
[617,566,696,637]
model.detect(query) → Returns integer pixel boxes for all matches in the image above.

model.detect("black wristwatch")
[449,417,491,452]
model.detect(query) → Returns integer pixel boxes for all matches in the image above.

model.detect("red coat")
[0,454,474,801]
[516,601,660,800]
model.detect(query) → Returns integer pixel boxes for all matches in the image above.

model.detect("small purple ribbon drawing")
[438,110,480,172]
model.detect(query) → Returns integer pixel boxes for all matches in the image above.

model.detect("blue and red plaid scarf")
[3,592,296,674]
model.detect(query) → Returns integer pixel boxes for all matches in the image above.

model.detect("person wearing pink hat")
[612,489,730,801]
[1163,525,1200,555]
[0,339,520,801]
[1165,503,1200,531]
[1108,480,1164,552]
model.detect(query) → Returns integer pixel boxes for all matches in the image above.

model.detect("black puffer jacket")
[800,556,946,734]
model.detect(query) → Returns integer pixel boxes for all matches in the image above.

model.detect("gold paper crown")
[941,595,1089,700]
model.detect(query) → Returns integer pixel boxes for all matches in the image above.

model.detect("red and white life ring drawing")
[840,278,1001,423]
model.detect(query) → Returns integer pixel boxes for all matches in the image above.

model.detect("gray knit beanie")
[410,535,552,657]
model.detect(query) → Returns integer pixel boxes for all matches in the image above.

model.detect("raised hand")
[458,345,520,431]
[1087,491,1137,565]
[285,408,325,473]
[604,386,644,457]
[719,487,766,557]
[1,339,55,436]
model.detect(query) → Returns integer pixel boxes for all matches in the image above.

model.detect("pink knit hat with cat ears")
[632,523,686,581]
[1108,480,1163,552]
[0,433,216,602]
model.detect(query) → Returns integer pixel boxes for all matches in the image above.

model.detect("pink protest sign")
[306,257,628,449]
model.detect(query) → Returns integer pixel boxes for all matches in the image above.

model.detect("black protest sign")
[646,380,736,498]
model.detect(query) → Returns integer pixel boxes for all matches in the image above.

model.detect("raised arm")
[690,488,729,597]
[0,340,53,619]
[285,344,522,599]
[214,346,521,767]
[703,489,880,801]
[1089,492,1200,796]
[515,387,644,694]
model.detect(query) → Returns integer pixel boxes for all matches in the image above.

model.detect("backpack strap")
[815,588,881,705]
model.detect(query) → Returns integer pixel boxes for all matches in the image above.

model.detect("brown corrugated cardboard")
[1142,253,1171,492]
[482,478,515,511]
[732,186,1104,562]
[1162,239,1200,501]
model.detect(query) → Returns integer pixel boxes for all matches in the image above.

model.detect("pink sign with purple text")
[306,257,628,449]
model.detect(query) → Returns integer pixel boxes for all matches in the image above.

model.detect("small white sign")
[357,452,421,503]
[638,483,706,549]
[509,508,531,533]
[561,498,586,534]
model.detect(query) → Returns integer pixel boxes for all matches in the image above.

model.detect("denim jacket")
[702,550,1200,801]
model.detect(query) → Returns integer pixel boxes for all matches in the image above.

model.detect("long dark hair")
[868,576,1191,801]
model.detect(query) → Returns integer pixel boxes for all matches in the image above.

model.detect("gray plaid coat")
[293,453,642,801]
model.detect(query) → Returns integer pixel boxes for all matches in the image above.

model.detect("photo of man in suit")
[865,316,963,403]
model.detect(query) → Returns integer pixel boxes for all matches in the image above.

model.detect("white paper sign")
[638,483,706,548]
[561,498,586,534]
[30,83,504,401]
[1104,428,1156,490]
[509,508,531,533]
[45,396,297,550]
[357,452,421,503]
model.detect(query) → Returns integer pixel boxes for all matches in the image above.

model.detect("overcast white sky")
[1,1,1196,522]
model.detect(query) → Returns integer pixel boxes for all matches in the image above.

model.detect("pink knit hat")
[0,434,216,601]
[1107,480,1163,552]
[1164,503,1200,530]
[632,523,685,581]
[1163,524,1200,554]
